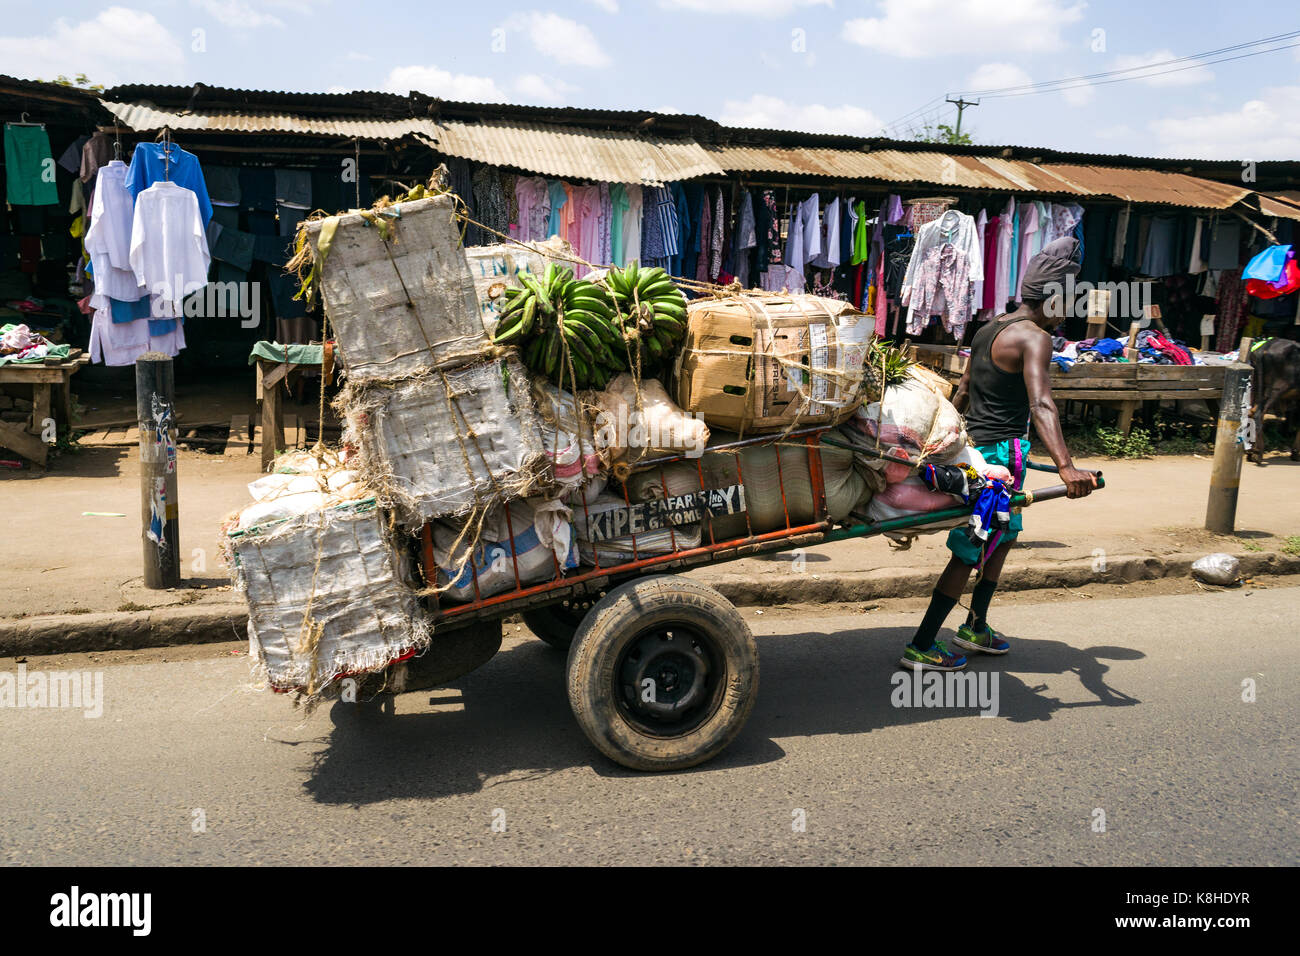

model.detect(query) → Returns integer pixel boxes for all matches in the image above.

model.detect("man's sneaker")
[899,640,968,671]
[952,623,1011,655]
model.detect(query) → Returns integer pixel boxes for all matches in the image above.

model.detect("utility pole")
[946,96,980,137]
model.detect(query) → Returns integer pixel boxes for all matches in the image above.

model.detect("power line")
[972,40,1300,100]
[951,29,1300,99]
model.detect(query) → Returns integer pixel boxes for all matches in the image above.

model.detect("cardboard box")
[673,295,872,433]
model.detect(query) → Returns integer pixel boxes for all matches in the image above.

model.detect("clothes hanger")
[8,112,45,129]
[156,126,173,181]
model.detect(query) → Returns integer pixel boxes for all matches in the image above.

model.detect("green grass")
[1282,536,1300,557]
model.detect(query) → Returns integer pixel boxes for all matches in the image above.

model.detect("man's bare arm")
[1021,333,1096,498]
[951,366,971,415]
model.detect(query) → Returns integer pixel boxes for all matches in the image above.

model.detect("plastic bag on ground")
[1191,553,1240,586]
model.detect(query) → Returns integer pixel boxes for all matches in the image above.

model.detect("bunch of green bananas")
[603,263,689,366]
[493,263,630,390]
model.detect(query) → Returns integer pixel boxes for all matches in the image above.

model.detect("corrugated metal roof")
[704,144,1253,209]
[1034,163,1251,209]
[1258,191,1300,220]
[433,119,723,185]
[100,101,441,140]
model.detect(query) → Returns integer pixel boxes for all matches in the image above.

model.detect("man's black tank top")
[964,316,1037,444]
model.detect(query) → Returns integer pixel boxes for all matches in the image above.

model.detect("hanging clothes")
[1013,201,1040,302]
[694,187,713,282]
[811,197,842,269]
[971,208,988,316]
[901,209,983,337]
[126,141,212,229]
[640,185,679,267]
[994,199,1015,312]
[546,180,568,238]
[709,188,726,280]
[4,124,59,206]
[609,184,630,267]
[85,161,147,307]
[732,190,756,287]
[1141,215,1178,277]
[129,181,211,317]
[623,185,643,266]
[515,176,551,242]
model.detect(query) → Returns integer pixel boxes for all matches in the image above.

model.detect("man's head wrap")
[1020,236,1082,302]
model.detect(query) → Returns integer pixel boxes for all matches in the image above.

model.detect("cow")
[1247,338,1300,465]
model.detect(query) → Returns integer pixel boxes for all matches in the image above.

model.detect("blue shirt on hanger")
[125,141,213,228]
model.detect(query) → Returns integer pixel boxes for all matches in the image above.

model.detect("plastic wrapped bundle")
[300,195,489,383]
[851,378,967,464]
[433,497,578,602]
[228,499,427,696]
[340,353,552,526]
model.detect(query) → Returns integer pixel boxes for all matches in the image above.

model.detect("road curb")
[700,549,1300,606]
[3,550,1298,656]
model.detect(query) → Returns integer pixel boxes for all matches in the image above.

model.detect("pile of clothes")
[1050,330,1201,370]
[0,322,70,366]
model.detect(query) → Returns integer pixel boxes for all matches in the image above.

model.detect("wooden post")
[1200,314,1215,353]
[1124,320,1142,363]
[1085,288,1110,341]
[1205,362,1252,535]
[136,353,181,588]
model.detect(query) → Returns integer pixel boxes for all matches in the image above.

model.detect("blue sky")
[3,1,1299,159]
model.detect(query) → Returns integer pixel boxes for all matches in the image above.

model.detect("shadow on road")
[301,622,1145,805]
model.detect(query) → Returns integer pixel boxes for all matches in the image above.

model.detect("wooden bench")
[905,343,1229,437]
[0,350,89,470]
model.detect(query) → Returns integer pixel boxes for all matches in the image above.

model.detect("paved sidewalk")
[3,445,1298,653]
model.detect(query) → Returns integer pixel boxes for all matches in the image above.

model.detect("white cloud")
[503,12,611,67]
[845,0,1085,58]
[966,62,1033,92]
[1111,49,1213,87]
[383,65,507,102]
[719,94,884,136]
[660,0,832,14]
[585,0,619,11]
[513,73,579,104]
[193,0,285,29]
[1149,85,1300,160]
[0,7,185,86]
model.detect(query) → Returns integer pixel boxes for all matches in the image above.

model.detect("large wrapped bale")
[624,433,867,539]
[228,499,427,695]
[302,195,488,383]
[673,294,872,433]
[341,353,552,526]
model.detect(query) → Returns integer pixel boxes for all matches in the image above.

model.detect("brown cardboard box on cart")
[673,294,871,433]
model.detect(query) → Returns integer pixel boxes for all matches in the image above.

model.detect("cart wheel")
[566,575,758,772]
[522,596,598,650]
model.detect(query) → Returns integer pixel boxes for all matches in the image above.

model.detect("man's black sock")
[912,588,958,652]
[966,577,999,632]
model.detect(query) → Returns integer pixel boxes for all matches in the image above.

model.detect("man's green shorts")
[946,437,1029,566]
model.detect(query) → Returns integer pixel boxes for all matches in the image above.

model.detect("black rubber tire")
[522,596,598,650]
[565,575,758,772]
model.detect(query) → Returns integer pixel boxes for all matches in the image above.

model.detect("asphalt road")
[1,584,1295,866]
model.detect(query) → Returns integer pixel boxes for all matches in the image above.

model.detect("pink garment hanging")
[982,215,1001,311]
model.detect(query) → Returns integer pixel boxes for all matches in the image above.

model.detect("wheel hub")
[620,629,709,721]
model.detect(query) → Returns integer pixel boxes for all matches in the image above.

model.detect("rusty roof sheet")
[434,119,723,185]
[704,145,1254,209]
[1033,163,1252,209]
[101,101,441,140]
[1258,190,1300,220]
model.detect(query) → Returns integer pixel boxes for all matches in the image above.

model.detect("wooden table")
[0,350,88,469]
[253,342,332,470]
[905,343,1230,437]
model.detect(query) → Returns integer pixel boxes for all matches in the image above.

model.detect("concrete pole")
[1205,362,1252,535]
[136,352,181,588]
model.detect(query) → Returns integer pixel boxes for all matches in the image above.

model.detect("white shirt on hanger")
[85,161,147,307]
[129,180,211,316]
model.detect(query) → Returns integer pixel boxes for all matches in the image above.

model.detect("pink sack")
[874,476,958,513]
